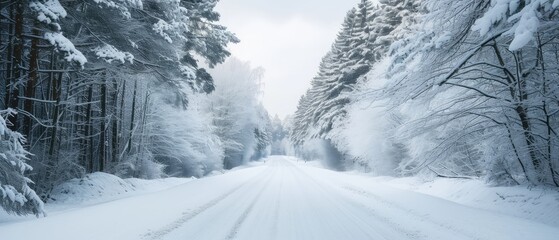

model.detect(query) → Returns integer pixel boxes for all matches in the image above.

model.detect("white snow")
[29,0,67,24]
[92,0,144,18]
[508,8,539,51]
[0,172,191,223]
[377,176,559,228]
[93,44,134,64]
[153,20,174,43]
[472,0,559,51]
[44,32,87,66]
[47,172,191,206]
[1,156,558,240]
[471,0,510,36]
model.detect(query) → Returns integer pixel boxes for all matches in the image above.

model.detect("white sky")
[216,0,360,119]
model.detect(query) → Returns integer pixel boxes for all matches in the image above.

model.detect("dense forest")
[0,0,277,216]
[2,0,559,220]
[291,0,559,187]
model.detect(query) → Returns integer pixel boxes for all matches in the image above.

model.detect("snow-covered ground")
[0,172,192,224]
[1,156,558,240]
[49,172,194,206]
[379,176,559,228]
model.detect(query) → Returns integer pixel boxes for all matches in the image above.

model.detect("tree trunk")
[127,80,138,154]
[99,74,107,172]
[537,35,559,187]
[85,85,94,173]
[492,43,539,182]
[24,23,40,137]
[119,80,126,130]
[136,91,150,178]
[78,83,87,170]
[111,79,119,163]
[8,1,25,130]
[3,3,15,109]
[48,67,63,157]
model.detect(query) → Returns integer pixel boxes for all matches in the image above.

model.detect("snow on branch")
[153,20,175,43]
[93,44,134,64]
[93,0,144,19]
[471,0,510,36]
[29,0,67,24]
[44,32,87,66]
[472,0,559,51]
[0,109,45,217]
[508,7,539,51]
[152,19,189,44]
[179,65,196,79]
[28,1,87,66]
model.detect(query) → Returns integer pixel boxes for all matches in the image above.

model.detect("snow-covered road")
[1,156,558,240]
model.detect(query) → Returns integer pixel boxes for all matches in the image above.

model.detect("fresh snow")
[44,32,87,66]
[47,172,193,206]
[1,156,558,240]
[0,173,191,223]
[29,0,67,24]
[373,176,559,228]
[93,44,134,64]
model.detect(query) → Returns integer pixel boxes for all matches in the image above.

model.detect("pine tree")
[0,0,242,209]
[0,109,44,216]
[292,0,419,151]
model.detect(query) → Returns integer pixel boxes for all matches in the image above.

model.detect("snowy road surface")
[1,156,558,240]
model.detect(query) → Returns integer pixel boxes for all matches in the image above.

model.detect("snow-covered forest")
[0,0,276,216]
[1,1,559,239]
[291,0,559,187]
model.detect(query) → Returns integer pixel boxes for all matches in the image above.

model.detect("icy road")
[1,156,558,240]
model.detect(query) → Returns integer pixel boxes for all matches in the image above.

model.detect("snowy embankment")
[309,159,559,228]
[48,172,194,205]
[0,172,193,223]
[380,176,559,228]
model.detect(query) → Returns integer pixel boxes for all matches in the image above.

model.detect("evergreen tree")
[291,0,419,162]
[0,0,242,213]
[0,109,44,216]
[270,115,288,155]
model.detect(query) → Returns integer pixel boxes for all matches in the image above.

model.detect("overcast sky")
[216,0,361,119]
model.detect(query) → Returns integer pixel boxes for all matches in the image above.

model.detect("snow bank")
[382,177,559,228]
[48,172,192,206]
[0,173,192,223]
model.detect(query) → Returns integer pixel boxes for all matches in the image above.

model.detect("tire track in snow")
[268,171,283,239]
[290,164,425,240]
[340,185,482,240]
[225,166,277,240]
[276,164,380,239]
[142,169,272,240]
[141,185,243,240]
[295,163,477,239]
[335,186,426,239]
[223,190,260,240]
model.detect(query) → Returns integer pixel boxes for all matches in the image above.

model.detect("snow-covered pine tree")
[252,106,273,161]
[291,0,419,163]
[293,8,358,142]
[0,109,44,216]
[270,115,288,155]
[1,0,241,199]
